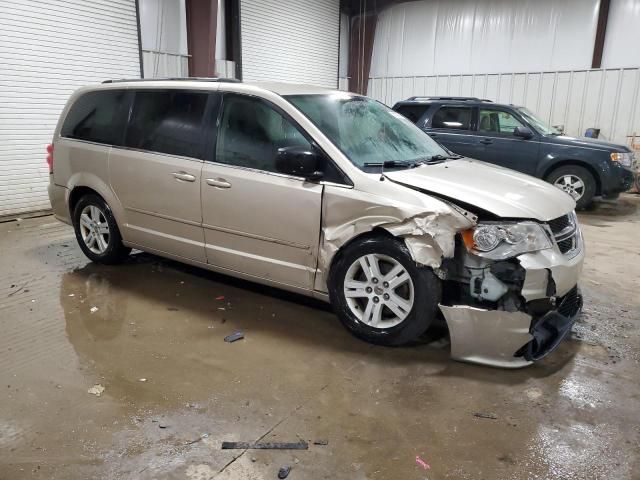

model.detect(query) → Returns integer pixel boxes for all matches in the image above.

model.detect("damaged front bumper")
[439,236,585,368]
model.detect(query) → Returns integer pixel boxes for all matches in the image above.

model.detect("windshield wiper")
[427,154,463,162]
[363,160,418,168]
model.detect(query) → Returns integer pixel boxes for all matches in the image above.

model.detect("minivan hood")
[384,159,575,221]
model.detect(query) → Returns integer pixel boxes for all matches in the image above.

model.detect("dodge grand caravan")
[48,79,584,368]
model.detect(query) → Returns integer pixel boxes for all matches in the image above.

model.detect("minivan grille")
[547,212,580,256]
[557,286,582,318]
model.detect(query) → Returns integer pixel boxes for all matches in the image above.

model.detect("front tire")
[328,235,441,346]
[547,165,596,210]
[73,194,131,264]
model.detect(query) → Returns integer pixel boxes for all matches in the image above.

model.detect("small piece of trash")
[159,424,169,429]
[215,295,225,301]
[90,306,99,313]
[221,441,308,450]
[68,294,75,297]
[473,412,497,420]
[278,466,291,479]
[224,331,244,343]
[218,307,226,311]
[416,455,430,470]
[87,384,105,396]
[138,378,147,382]
[313,439,328,446]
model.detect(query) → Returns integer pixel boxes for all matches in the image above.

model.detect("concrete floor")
[1,195,639,480]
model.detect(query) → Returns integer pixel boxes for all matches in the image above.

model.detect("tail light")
[46,143,53,173]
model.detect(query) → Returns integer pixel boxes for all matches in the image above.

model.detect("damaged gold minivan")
[48,79,584,368]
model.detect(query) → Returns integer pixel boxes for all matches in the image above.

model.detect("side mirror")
[553,124,565,134]
[275,145,323,180]
[514,126,534,139]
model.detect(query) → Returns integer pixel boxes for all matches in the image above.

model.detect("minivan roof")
[97,78,340,96]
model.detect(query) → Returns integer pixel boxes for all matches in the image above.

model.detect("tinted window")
[61,90,129,145]
[395,104,428,123]
[479,109,524,134]
[216,94,311,173]
[431,106,472,130]
[125,90,207,159]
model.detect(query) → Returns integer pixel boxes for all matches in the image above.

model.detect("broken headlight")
[462,222,552,260]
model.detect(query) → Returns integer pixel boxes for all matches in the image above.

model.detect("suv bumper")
[601,163,635,196]
[440,236,585,368]
[48,180,71,225]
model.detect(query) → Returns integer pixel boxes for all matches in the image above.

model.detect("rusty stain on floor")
[1,195,639,479]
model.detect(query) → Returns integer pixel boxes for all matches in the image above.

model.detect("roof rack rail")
[406,96,492,102]
[102,77,241,84]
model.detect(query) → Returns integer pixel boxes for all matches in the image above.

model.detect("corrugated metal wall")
[0,0,141,217]
[239,0,340,87]
[368,68,640,146]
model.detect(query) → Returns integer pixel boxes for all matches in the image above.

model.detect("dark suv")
[393,96,636,209]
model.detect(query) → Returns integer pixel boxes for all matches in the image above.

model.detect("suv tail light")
[46,143,53,173]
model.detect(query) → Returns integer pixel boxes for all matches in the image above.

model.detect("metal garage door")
[0,0,141,217]
[239,0,339,88]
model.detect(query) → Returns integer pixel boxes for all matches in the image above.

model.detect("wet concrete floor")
[1,195,639,479]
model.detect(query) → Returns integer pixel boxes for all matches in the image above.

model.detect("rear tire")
[547,165,596,210]
[72,194,131,264]
[328,235,441,346]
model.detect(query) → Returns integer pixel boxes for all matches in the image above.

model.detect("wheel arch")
[66,172,125,227]
[543,160,602,195]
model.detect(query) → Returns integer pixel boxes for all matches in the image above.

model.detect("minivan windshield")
[286,94,450,169]
[517,107,562,135]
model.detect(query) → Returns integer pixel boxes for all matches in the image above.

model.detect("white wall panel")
[368,68,640,146]
[240,0,339,87]
[602,0,640,69]
[370,0,599,78]
[0,0,140,217]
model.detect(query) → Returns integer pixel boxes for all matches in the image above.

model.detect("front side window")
[215,94,311,173]
[61,90,129,145]
[431,106,472,130]
[479,109,524,135]
[125,90,208,159]
[517,107,561,135]
[286,94,448,169]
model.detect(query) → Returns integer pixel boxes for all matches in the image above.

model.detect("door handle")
[172,171,196,182]
[206,178,232,188]
[480,139,493,145]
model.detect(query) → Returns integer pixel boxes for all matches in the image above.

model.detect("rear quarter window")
[61,90,129,145]
[394,104,428,124]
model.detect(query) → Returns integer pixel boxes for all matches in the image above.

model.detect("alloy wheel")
[554,174,585,200]
[343,253,415,329]
[79,205,110,254]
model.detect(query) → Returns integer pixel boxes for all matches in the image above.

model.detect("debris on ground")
[313,439,328,445]
[277,466,292,479]
[87,384,105,396]
[215,295,225,301]
[159,424,169,429]
[90,306,99,313]
[473,412,498,420]
[416,455,430,470]
[221,441,308,450]
[224,331,244,343]
[138,378,147,382]
[167,307,179,311]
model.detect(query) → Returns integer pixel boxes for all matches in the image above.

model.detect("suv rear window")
[395,104,428,123]
[125,90,208,159]
[61,90,129,145]
[431,106,472,130]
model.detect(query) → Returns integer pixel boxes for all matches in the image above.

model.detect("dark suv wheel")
[547,165,596,210]
[328,235,441,346]
[72,194,131,264]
